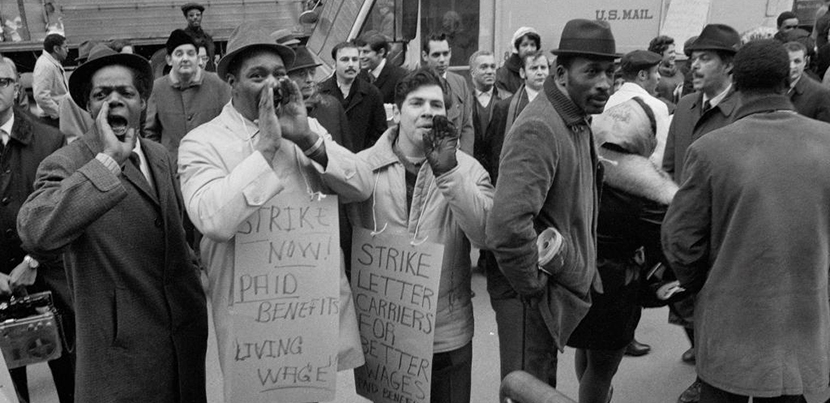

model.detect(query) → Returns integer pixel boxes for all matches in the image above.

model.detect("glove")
[423,115,459,177]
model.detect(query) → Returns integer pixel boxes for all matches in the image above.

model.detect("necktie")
[128,152,147,184]
[702,100,712,115]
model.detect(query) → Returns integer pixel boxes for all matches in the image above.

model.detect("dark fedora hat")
[69,44,154,110]
[181,2,204,15]
[287,46,322,73]
[685,24,741,54]
[216,21,296,81]
[551,19,620,59]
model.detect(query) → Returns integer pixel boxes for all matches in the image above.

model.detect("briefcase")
[0,292,63,369]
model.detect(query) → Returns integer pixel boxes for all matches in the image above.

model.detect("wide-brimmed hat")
[271,29,301,47]
[76,40,98,63]
[216,21,296,81]
[287,46,321,73]
[685,24,741,54]
[551,19,620,59]
[181,2,204,15]
[68,44,154,110]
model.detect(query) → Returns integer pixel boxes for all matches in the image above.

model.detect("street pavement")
[23,260,830,402]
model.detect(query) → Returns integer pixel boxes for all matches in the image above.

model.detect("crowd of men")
[2,2,830,403]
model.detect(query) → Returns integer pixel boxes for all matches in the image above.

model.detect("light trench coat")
[177,103,373,386]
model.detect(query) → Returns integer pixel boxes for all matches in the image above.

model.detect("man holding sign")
[177,22,373,401]
[348,68,494,403]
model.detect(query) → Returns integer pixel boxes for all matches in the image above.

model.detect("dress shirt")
[476,88,494,107]
[370,58,387,80]
[0,114,12,145]
[702,84,732,108]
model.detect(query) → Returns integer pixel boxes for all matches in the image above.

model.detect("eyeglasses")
[0,78,16,88]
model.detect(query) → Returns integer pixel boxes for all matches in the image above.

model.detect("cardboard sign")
[660,0,713,55]
[229,193,340,403]
[351,227,444,403]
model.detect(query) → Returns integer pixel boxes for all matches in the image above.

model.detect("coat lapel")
[345,81,365,114]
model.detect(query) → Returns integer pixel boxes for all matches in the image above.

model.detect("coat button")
[0,197,8,205]
[4,229,13,237]
[155,218,163,228]
[187,115,193,121]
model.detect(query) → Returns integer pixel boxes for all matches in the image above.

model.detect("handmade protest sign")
[351,227,444,403]
[229,192,340,403]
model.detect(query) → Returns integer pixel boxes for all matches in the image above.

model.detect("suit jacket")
[480,87,529,184]
[371,61,409,104]
[0,109,75,347]
[662,88,739,182]
[789,75,830,123]
[445,71,475,155]
[319,75,388,151]
[17,133,207,402]
[471,86,509,162]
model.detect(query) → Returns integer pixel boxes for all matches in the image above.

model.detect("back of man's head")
[733,39,789,93]
[394,67,452,110]
[43,34,65,54]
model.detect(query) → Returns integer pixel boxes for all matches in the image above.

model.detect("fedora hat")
[216,21,296,81]
[685,24,741,54]
[552,19,620,59]
[287,46,322,73]
[69,44,154,110]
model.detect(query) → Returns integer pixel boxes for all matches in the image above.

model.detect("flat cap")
[181,2,204,14]
[620,50,662,74]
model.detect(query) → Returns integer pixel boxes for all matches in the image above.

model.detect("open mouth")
[107,115,129,138]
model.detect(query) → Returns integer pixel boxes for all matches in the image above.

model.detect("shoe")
[624,339,651,356]
[682,347,696,364]
[677,380,701,403]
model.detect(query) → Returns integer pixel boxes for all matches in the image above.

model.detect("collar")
[41,50,63,69]
[391,132,425,174]
[702,83,732,108]
[543,75,588,126]
[526,86,540,102]
[361,126,403,170]
[336,77,354,97]
[475,87,494,98]
[733,93,795,121]
[371,58,387,79]
[169,68,204,89]
[0,112,13,137]
[224,101,260,141]
[7,109,35,146]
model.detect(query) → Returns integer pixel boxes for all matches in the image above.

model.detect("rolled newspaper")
[537,227,563,275]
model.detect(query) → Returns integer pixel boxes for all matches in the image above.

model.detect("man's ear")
[166,55,173,67]
[392,104,401,124]
[637,70,648,82]
[422,50,429,63]
[555,65,568,87]
[141,98,147,112]
[519,67,527,80]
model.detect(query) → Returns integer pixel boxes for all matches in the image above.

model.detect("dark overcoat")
[319,75,387,151]
[661,89,738,182]
[662,95,830,397]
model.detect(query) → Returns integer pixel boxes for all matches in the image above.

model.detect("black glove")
[423,115,459,177]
